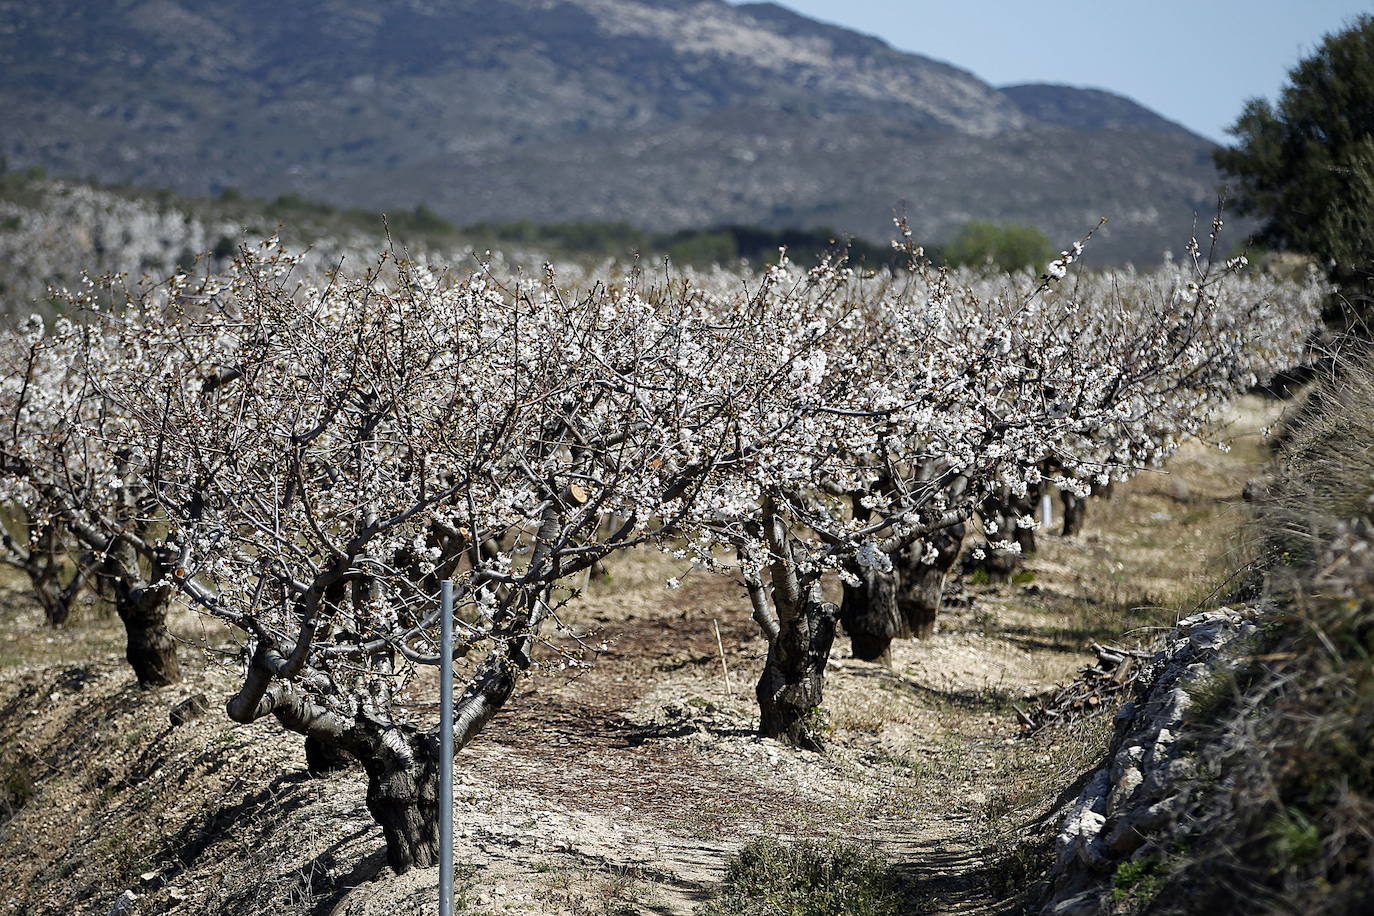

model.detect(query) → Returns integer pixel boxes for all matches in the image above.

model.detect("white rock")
[106,890,138,916]
[1107,766,1143,813]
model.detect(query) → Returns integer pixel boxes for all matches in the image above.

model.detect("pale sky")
[742,1,1373,143]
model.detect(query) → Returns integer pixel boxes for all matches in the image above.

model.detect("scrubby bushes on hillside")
[1182,361,1374,913]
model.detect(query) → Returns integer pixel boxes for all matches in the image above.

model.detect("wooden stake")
[712,618,734,699]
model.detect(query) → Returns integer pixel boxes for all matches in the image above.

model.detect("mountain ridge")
[0,0,1228,261]
[1001,83,1193,134]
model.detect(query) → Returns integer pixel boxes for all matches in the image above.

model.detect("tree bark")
[107,546,179,687]
[33,575,79,627]
[3,522,84,626]
[1013,483,1039,557]
[305,736,353,776]
[896,522,965,639]
[838,491,900,664]
[1061,489,1087,536]
[756,585,837,752]
[839,564,900,664]
[120,603,180,687]
[233,671,443,875]
[972,488,1035,581]
[359,732,441,873]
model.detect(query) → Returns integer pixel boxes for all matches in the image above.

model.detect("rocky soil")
[0,397,1283,915]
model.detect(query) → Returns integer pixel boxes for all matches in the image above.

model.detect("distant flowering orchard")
[0,226,1324,870]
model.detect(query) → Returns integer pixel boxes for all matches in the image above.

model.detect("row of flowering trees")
[0,231,1323,872]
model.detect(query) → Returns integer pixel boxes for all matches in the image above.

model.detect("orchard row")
[0,229,1323,870]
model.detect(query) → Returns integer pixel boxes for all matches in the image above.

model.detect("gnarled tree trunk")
[839,563,900,665]
[120,602,180,686]
[751,503,838,751]
[305,736,353,776]
[1013,483,1040,557]
[1061,489,1087,536]
[756,584,837,752]
[838,491,902,664]
[105,543,179,687]
[2,521,85,626]
[32,567,83,627]
[358,731,441,873]
[896,522,965,639]
[972,487,1037,582]
[231,669,445,875]
[1060,478,1112,537]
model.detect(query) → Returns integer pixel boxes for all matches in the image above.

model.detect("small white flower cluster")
[1046,239,1087,281]
[854,540,893,573]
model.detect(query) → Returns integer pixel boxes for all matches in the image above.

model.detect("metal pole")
[439,579,454,916]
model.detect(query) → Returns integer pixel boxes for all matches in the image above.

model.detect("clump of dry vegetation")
[696,837,908,916]
[1088,361,1374,914]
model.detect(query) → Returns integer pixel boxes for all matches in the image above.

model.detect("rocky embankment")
[1043,607,1266,914]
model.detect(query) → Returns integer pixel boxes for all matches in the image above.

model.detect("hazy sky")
[744,1,1372,143]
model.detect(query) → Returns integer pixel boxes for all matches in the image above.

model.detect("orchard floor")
[0,396,1284,916]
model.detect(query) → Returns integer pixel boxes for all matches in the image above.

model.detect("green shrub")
[390,204,456,236]
[697,837,907,916]
[667,230,737,266]
[1267,810,1321,867]
[942,220,1054,272]
[271,192,334,215]
[461,221,898,268]
[1216,15,1374,270]
[1110,857,1161,903]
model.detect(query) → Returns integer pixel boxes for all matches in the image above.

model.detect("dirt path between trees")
[0,398,1283,916]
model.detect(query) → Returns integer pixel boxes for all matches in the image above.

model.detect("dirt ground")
[0,396,1285,916]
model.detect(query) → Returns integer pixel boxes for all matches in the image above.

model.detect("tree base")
[362,735,441,873]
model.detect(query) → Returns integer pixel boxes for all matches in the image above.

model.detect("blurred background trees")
[940,219,1055,272]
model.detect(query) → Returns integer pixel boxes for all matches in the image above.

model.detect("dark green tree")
[1216,15,1374,268]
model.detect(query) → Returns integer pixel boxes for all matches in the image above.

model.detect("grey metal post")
[439,579,454,916]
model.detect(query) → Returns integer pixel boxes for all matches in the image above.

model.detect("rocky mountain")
[0,0,1227,261]
[1001,83,1190,133]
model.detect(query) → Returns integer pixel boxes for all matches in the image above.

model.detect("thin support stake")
[439,580,454,916]
[712,618,734,699]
